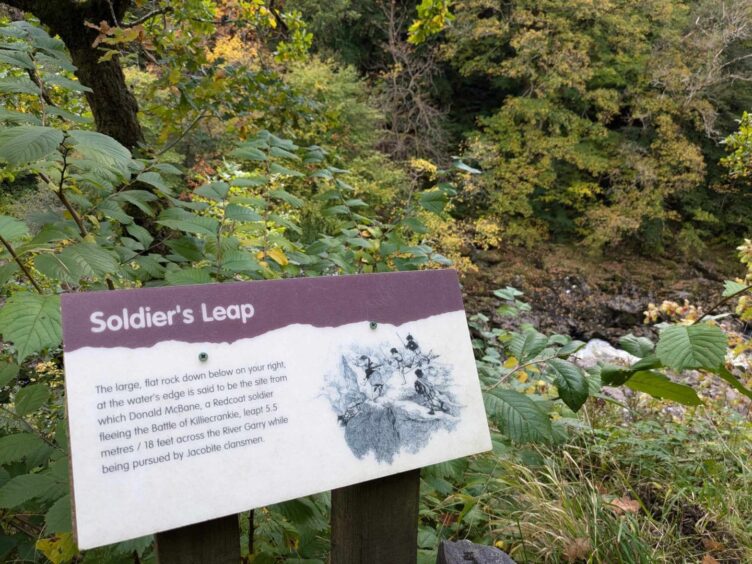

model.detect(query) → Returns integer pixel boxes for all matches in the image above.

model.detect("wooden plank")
[155,514,240,564]
[330,469,421,564]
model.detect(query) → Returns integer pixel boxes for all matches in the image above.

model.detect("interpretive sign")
[61,269,491,549]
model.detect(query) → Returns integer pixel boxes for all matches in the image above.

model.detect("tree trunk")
[4,0,143,150]
[68,44,143,150]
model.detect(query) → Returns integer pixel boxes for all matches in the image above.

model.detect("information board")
[61,269,491,548]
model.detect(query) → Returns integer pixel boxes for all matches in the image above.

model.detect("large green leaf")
[45,494,72,534]
[656,323,727,371]
[0,473,58,508]
[0,215,28,241]
[164,267,212,286]
[59,243,119,278]
[625,371,703,406]
[0,126,63,165]
[66,129,131,174]
[547,358,589,411]
[0,433,47,465]
[509,329,548,362]
[157,208,219,236]
[484,388,552,443]
[0,293,61,361]
[419,190,448,214]
[225,204,262,222]
[14,383,50,416]
[0,362,19,387]
[194,181,229,201]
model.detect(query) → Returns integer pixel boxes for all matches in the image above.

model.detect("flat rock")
[437,539,516,564]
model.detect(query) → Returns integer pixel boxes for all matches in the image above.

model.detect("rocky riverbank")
[461,243,743,342]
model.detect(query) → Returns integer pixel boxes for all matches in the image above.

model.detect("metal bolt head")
[369,321,378,330]
[198,352,209,362]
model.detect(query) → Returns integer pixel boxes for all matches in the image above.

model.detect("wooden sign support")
[331,469,421,564]
[155,515,240,564]
[155,470,420,563]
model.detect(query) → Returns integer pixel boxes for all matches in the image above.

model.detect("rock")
[574,339,638,369]
[474,250,504,265]
[437,539,516,564]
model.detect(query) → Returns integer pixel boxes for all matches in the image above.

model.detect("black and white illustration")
[322,332,461,463]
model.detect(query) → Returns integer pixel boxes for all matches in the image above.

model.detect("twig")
[0,234,43,293]
[122,6,173,27]
[484,356,557,391]
[156,109,208,156]
[693,283,752,324]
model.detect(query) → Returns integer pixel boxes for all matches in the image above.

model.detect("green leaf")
[194,181,230,201]
[220,250,260,274]
[723,280,748,297]
[0,433,46,465]
[419,190,447,214]
[0,293,61,361]
[44,74,91,93]
[33,254,80,285]
[15,383,50,415]
[0,473,58,507]
[269,189,304,208]
[45,494,71,534]
[509,329,548,362]
[625,371,703,406]
[0,49,33,69]
[0,362,19,386]
[157,208,219,236]
[229,146,267,161]
[599,364,633,387]
[0,263,18,286]
[557,339,586,357]
[126,223,154,248]
[618,334,654,358]
[137,171,172,194]
[269,162,304,177]
[547,358,588,411]
[0,126,63,165]
[484,388,552,443]
[402,217,428,234]
[269,146,301,161]
[656,323,727,371]
[164,268,212,286]
[113,190,158,216]
[712,365,752,401]
[231,175,268,187]
[225,204,262,222]
[66,129,131,174]
[59,243,119,278]
[0,215,29,241]
[0,76,40,95]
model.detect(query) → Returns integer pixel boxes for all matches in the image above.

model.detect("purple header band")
[61,269,465,352]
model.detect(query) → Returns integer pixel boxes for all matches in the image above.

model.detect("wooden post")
[330,469,421,564]
[155,514,240,564]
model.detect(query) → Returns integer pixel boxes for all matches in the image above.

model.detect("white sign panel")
[61,270,491,548]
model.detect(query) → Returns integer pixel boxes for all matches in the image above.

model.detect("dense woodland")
[0,1,750,562]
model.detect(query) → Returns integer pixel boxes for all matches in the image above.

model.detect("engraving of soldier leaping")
[323,330,462,463]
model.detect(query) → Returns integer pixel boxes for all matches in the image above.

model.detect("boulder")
[436,539,516,564]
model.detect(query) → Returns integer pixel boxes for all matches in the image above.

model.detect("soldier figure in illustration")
[413,368,447,415]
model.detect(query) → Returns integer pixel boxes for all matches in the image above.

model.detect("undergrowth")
[419,400,752,563]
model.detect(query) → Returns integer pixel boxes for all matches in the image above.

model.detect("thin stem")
[0,404,59,450]
[694,283,752,324]
[156,109,208,157]
[0,234,43,293]
[123,6,173,27]
[484,356,558,391]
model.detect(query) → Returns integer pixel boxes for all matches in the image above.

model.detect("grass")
[419,398,752,563]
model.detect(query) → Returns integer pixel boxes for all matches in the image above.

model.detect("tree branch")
[123,6,173,27]
[0,234,43,293]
